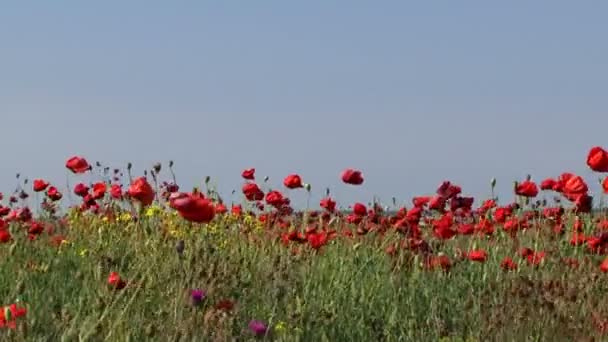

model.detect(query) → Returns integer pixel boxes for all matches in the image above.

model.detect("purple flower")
[248,320,268,337]
[190,289,206,307]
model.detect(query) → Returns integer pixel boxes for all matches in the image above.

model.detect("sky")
[1,1,607,209]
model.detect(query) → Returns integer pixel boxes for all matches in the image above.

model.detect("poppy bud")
[127,162,132,171]
[153,163,162,173]
[304,184,311,192]
[490,178,496,188]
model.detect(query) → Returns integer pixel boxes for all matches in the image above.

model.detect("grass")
[1,206,608,341]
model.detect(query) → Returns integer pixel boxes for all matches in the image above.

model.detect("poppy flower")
[587,146,608,172]
[73,183,89,197]
[107,272,126,290]
[500,257,518,271]
[242,183,264,201]
[601,257,608,273]
[215,203,227,214]
[540,178,557,191]
[65,156,91,174]
[0,230,11,243]
[92,182,107,200]
[603,176,608,194]
[307,231,329,250]
[241,168,255,180]
[466,250,488,262]
[352,203,367,216]
[127,177,155,206]
[110,184,123,199]
[169,192,215,223]
[341,169,364,185]
[0,303,27,329]
[215,299,235,312]
[265,190,285,208]
[319,197,336,212]
[248,320,268,337]
[515,181,538,198]
[283,174,303,189]
[46,187,62,201]
[33,179,49,192]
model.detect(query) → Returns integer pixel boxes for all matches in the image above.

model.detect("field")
[1,150,608,341]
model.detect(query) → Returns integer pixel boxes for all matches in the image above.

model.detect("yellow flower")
[79,248,89,257]
[119,212,132,222]
[274,321,287,334]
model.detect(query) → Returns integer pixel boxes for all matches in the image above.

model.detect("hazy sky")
[1,2,607,208]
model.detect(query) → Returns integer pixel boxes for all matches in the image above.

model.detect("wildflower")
[66,156,92,174]
[107,272,126,290]
[248,320,268,337]
[242,168,255,180]
[274,321,287,334]
[465,249,488,263]
[515,180,539,198]
[128,177,155,207]
[500,257,518,271]
[587,146,608,172]
[600,257,608,273]
[190,289,206,307]
[169,192,215,223]
[215,299,234,312]
[341,168,364,185]
[33,179,49,192]
[0,304,27,329]
[283,174,303,189]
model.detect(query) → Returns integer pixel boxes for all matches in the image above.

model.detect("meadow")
[1,148,608,341]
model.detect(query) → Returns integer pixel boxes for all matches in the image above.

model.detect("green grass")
[2,209,608,341]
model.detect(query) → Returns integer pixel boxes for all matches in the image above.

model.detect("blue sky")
[1,2,607,208]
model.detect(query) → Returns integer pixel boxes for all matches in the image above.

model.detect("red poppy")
[437,181,461,199]
[215,299,235,312]
[500,257,518,271]
[92,182,107,200]
[412,196,431,208]
[46,186,62,201]
[465,250,488,262]
[110,184,123,199]
[215,203,227,214]
[561,174,588,196]
[307,231,329,250]
[319,197,336,212]
[242,168,255,180]
[231,204,242,216]
[265,190,285,208]
[127,177,155,206]
[603,177,608,194]
[242,183,264,201]
[341,169,364,185]
[540,178,556,190]
[65,156,91,174]
[33,179,49,192]
[169,192,215,223]
[0,303,27,329]
[0,230,11,243]
[601,257,608,273]
[353,203,367,216]
[107,272,126,290]
[73,183,89,197]
[515,181,538,198]
[587,146,608,172]
[283,174,303,189]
